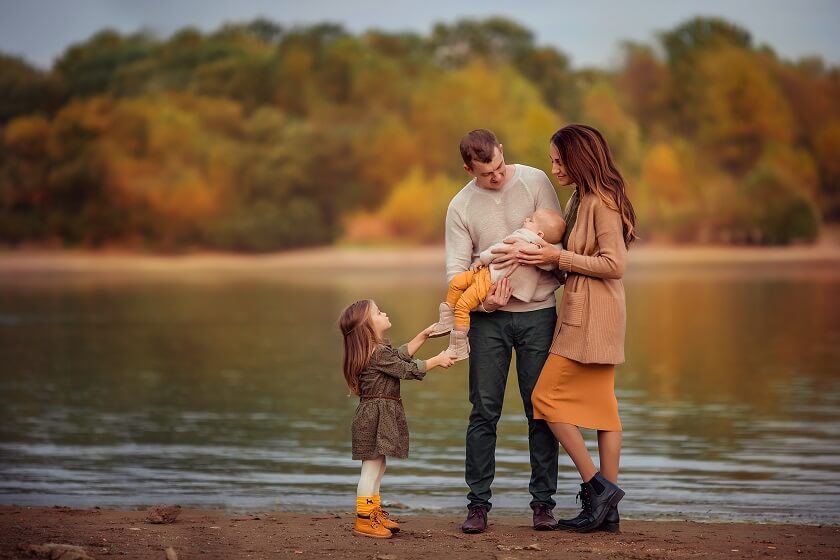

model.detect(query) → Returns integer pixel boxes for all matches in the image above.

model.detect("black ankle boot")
[601,505,620,532]
[556,482,592,531]
[558,502,620,532]
[576,472,625,533]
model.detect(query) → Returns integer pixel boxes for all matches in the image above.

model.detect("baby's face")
[523,215,542,235]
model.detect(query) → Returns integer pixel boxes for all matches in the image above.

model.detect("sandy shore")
[1,506,838,560]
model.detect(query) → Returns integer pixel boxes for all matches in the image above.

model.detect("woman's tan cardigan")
[550,193,627,365]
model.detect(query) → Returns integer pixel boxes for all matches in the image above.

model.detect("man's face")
[466,145,507,190]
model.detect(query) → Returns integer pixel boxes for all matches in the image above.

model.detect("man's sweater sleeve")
[445,203,473,282]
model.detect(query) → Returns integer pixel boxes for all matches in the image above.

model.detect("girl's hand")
[516,242,562,267]
[469,260,484,272]
[420,323,438,338]
[432,350,455,369]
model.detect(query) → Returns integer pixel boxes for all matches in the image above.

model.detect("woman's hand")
[516,242,562,267]
[490,239,531,269]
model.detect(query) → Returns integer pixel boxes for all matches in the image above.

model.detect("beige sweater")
[445,164,562,312]
[550,193,628,365]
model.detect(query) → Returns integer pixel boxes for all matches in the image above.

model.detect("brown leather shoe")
[461,504,488,534]
[532,503,558,531]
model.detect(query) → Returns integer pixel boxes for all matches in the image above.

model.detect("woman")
[516,124,637,533]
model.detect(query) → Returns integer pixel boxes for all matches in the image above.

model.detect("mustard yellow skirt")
[532,354,622,431]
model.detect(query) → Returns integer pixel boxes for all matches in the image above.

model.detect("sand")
[2,506,838,560]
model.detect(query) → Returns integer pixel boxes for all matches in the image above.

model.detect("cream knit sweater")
[445,164,563,312]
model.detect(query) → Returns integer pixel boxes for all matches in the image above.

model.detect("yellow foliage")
[376,167,459,243]
[407,61,560,173]
[581,82,641,169]
[62,94,241,221]
[4,115,50,158]
[354,113,422,199]
[641,143,687,203]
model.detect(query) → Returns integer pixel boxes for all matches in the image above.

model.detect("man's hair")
[460,129,500,168]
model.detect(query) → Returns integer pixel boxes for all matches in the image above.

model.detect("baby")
[429,208,566,360]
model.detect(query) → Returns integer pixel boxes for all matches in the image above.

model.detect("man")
[445,129,562,533]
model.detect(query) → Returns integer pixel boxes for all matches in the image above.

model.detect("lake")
[1,252,839,523]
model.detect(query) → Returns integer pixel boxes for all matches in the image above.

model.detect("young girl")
[339,299,454,539]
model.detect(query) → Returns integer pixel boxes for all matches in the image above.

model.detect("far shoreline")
[1,243,839,275]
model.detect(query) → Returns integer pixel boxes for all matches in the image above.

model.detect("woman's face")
[549,143,573,187]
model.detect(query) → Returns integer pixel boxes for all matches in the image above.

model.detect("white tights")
[357,455,386,497]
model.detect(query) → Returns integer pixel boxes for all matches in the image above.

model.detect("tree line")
[1,16,838,250]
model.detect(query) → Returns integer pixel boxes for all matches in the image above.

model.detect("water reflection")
[1,260,839,523]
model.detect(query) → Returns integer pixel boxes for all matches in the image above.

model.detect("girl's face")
[369,301,391,338]
[549,143,573,187]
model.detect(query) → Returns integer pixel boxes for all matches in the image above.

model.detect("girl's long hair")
[550,124,638,246]
[339,299,378,396]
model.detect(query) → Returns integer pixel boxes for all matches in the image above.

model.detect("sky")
[1,0,839,70]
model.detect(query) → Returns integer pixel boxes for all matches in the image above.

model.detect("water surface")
[1,257,839,523]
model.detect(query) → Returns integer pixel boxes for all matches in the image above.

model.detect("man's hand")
[482,277,512,312]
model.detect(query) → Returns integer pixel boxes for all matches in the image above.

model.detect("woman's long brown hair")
[551,124,638,246]
[339,299,378,396]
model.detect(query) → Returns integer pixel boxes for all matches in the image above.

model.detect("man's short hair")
[460,129,500,168]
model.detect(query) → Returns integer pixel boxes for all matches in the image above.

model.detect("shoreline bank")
[1,244,839,275]
[1,506,838,560]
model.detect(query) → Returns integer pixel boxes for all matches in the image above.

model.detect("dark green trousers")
[465,306,559,510]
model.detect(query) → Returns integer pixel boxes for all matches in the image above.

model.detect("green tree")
[55,30,153,98]
[659,17,753,135]
[739,161,820,244]
[0,55,66,124]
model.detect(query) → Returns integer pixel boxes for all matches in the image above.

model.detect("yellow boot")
[353,514,393,538]
[373,506,400,533]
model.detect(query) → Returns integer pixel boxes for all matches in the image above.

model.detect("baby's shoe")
[373,507,400,533]
[353,514,393,539]
[428,302,454,337]
[446,330,470,361]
